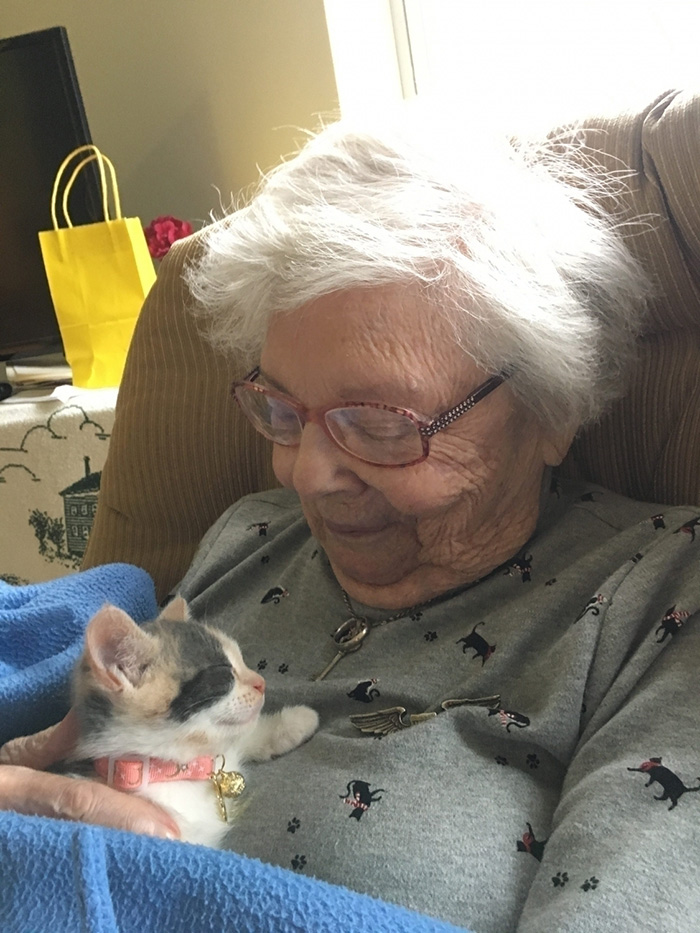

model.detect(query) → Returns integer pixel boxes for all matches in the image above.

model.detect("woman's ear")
[541,424,577,468]
[84,604,156,692]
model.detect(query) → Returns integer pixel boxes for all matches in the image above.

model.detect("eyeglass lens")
[325,407,423,464]
[234,385,424,465]
[236,386,303,445]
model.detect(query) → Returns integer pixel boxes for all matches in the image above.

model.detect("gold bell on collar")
[210,756,246,822]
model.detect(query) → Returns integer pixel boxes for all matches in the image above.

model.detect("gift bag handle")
[61,153,122,227]
[51,144,122,230]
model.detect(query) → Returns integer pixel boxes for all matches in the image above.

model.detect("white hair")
[186,106,650,431]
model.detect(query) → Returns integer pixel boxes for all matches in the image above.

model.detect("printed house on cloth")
[60,457,101,558]
[0,389,116,584]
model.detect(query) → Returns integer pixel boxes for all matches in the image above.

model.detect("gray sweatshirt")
[178,477,700,932]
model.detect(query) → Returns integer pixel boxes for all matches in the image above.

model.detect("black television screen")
[0,26,101,362]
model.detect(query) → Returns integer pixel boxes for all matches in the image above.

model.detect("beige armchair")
[82,89,700,604]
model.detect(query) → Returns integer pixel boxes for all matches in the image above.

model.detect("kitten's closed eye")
[170,664,235,722]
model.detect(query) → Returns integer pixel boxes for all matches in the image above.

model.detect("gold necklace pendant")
[312,616,370,681]
[314,579,492,683]
[210,756,246,822]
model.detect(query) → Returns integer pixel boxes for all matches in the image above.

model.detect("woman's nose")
[283,422,365,498]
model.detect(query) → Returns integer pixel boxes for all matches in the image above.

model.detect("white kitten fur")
[128,704,319,848]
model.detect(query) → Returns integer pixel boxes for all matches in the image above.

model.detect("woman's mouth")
[323,520,390,538]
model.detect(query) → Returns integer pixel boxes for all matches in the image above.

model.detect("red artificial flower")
[143,215,193,259]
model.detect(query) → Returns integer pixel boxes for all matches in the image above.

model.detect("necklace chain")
[341,588,445,628]
[313,575,492,681]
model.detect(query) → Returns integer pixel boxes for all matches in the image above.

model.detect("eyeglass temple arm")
[420,374,507,438]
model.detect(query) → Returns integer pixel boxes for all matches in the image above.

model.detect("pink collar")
[94,755,214,791]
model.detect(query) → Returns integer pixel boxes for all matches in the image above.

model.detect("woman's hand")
[0,711,180,839]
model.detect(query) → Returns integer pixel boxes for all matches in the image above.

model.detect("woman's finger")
[0,710,80,770]
[0,765,180,839]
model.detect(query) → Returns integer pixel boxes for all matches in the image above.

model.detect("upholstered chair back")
[557,90,700,506]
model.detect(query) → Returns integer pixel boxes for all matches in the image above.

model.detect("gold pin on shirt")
[350,695,501,736]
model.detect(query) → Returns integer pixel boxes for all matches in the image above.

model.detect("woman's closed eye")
[268,399,301,432]
[331,408,416,442]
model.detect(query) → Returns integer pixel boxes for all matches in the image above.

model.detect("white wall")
[1,0,339,228]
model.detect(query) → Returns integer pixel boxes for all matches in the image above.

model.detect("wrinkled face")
[261,285,568,609]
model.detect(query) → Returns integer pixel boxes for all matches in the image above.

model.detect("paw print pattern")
[261,555,270,564]
[278,663,289,674]
[257,659,267,671]
[287,817,301,834]
[495,755,508,766]
[424,631,438,642]
[552,872,569,888]
[545,578,557,586]
[581,876,599,892]
[526,753,540,769]
[291,854,307,871]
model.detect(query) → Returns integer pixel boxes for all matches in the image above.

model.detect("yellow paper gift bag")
[38,145,156,388]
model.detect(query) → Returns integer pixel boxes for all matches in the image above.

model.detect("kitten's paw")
[247,705,320,760]
[278,705,319,750]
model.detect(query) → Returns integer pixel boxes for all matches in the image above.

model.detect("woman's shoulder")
[549,475,699,534]
[201,488,305,541]
[177,488,310,600]
[223,487,304,524]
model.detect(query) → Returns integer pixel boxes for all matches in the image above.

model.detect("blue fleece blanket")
[0,567,467,933]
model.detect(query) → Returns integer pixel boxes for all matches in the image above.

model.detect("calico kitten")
[69,596,318,847]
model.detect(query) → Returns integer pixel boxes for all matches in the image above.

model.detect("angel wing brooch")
[349,695,501,737]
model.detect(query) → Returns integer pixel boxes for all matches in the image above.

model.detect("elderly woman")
[3,106,700,932]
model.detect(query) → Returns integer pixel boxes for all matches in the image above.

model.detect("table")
[0,384,117,585]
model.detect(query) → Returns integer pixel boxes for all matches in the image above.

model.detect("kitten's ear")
[84,604,157,692]
[158,595,190,623]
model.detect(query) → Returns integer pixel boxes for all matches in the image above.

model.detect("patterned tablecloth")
[0,385,117,585]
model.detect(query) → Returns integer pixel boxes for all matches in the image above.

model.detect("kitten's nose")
[251,673,265,694]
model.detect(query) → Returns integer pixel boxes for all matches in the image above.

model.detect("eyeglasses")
[231,366,506,467]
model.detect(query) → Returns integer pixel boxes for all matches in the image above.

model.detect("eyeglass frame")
[231,366,507,468]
